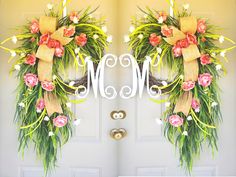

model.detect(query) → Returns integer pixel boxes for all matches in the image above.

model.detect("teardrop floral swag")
[0,3,110,174]
[128,5,236,173]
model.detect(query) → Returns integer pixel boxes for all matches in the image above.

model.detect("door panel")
[118,0,236,176]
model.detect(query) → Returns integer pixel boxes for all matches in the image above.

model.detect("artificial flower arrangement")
[0,3,111,174]
[128,4,236,173]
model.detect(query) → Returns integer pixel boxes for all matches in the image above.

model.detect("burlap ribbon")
[164,16,200,116]
[36,16,73,116]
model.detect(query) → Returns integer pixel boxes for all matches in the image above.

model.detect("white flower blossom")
[143,14,148,19]
[211,101,218,107]
[155,118,163,125]
[47,3,53,10]
[182,131,188,136]
[156,47,162,54]
[66,102,72,108]
[44,116,50,121]
[179,75,184,80]
[183,3,190,10]
[73,17,78,24]
[124,35,130,43]
[216,64,222,71]
[107,35,113,43]
[73,119,81,126]
[138,34,144,39]
[48,131,54,136]
[74,47,80,54]
[161,81,168,86]
[101,26,108,33]
[18,102,25,108]
[52,75,57,80]
[12,36,17,44]
[219,35,225,43]
[158,16,164,24]
[187,116,192,121]
[10,51,16,57]
[165,102,171,107]
[129,26,135,33]
[69,81,75,87]
[36,109,42,113]
[220,51,226,57]
[14,64,21,71]
[93,34,99,40]
[211,53,216,57]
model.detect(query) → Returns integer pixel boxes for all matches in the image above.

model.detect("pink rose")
[197,19,207,34]
[30,20,39,34]
[24,73,38,88]
[53,115,68,127]
[176,38,189,48]
[157,11,167,22]
[41,81,55,91]
[64,26,75,37]
[161,25,173,37]
[25,54,36,66]
[169,115,184,127]
[172,44,182,57]
[55,45,64,57]
[182,81,195,91]
[75,33,87,47]
[198,73,213,87]
[149,33,162,47]
[200,54,211,65]
[47,38,60,48]
[39,33,50,45]
[69,11,79,22]
[191,98,200,112]
[36,98,45,111]
[186,33,198,45]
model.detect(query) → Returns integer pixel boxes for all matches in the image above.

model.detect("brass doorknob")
[110,128,127,140]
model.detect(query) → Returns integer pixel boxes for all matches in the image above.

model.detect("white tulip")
[47,3,53,10]
[74,47,80,54]
[182,131,188,136]
[48,131,54,136]
[211,53,216,57]
[66,102,72,108]
[158,16,164,24]
[12,36,17,44]
[69,81,75,87]
[138,34,144,39]
[161,81,168,86]
[73,119,81,126]
[211,102,218,107]
[44,116,50,121]
[52,75,57,80]
[101,26,108,33]
[156,47,162,54]
[18,102,25,108]
[220,51,226,57]
[129,26,135,33]
[93,34,99,40]
[216,64,222,71]
[73,17,78,24]
[107,35,113,43]
[124,35,130,43]
[187,116,192,121]
[10,51,16,57]
[165,102,171,107]
[14,64,21,71]
[219,35,225,43]
[183,3,190,10]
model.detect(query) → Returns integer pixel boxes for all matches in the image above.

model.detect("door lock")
[110,128,127,140]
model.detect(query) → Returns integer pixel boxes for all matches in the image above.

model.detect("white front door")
[0,0,118,177]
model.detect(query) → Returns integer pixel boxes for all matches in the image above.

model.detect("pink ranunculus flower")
[186,33,198,45]
[169,115,184,127]
[69,11,79,22]
[53,115,68,127]
[47,38,60,48]
[55,45,64,57]
[172,44,182,57]
[24,73,38,88]
[30,19,39,34]
[64,26,75,37]
[39,33,50,45]
[75,33,87,47]
[36,98,45,111]
[176,38,189,48]
[197,19,207,34]
[149,33,162,47]
[41,81,55,91]
[191,98,200,112]
[25,54,36,66]
[161,25,173,37]
[182,81,195,91]
[198,73,213,87]
[200,54,211,65]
